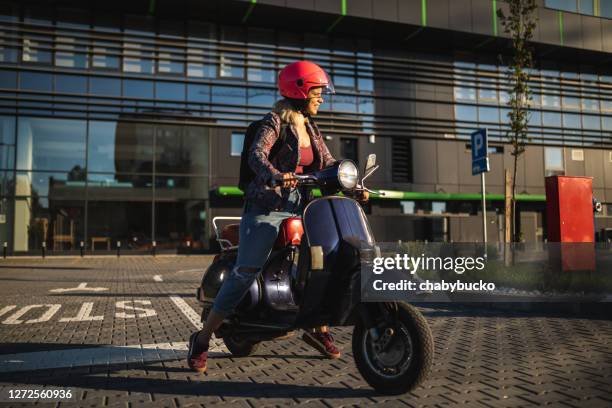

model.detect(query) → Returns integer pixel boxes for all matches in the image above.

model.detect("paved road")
[0,256,611,407]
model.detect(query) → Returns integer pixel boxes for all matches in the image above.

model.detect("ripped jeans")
[211,188,303,316]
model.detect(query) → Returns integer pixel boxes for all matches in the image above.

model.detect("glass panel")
[247,87,275,107]
[247,53,275,83]
[454,86,476,101]
[16,171,85,199]
[603,116,612,131]
[212,86,246,106]
[155,125,208,174]
[87,198,152,250]
[432,202,446,214]
[55,74,87,94]
[478,106,499,123]
[155,81,185,101]
[92,41,120,69]
[562,95,580,110]
[563,112,581,129]
[17,117,86,172]
[602,0,612,17]
[0,30,17,63]
[187,84,210,103]
[157,45,185,75]
[400,201,415,214]
[542,93,561,108]
[123,42,154,74]
[124,79,154,99]
[542,111,562,127]
[219,52,244,78]
[22,34,52,64]
[582,114,601,130]
[578,0,594,14]
[20,72,52,92]
[55,36,88,68]
[340,138,358,164]
[478,86,497,102]
[331,94,357,113]
[186,46,216,78]
[231,132,243,156]
[90,121,153,174]
[0,70,17,88]
[455,105,478,122]
[0,115,15,170]
[581,98,599,112]
[89,77,121,96]
[154,176,208,198]
[358,96,374,115]
[24,198,85,251]
[154,200,207,249]
[544,147,564,176]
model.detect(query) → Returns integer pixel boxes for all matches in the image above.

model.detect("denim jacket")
[245,111,336,211]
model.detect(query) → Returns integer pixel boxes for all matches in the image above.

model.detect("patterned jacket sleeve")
[248,114,281,185]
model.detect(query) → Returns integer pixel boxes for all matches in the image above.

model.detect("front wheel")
[223,335,260,357]
[352,302,433,395]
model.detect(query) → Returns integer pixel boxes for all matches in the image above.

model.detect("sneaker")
[187,331,208,373]
[302,331,341,359]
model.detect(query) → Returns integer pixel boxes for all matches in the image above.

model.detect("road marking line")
[176,268,205,274]
[153,275,163,282]
[168,295,227,352]
[59,302,103,322]
[2,304,62,325]
[0,305,16,318]
[0,342,227,373]
[50,282,108,293]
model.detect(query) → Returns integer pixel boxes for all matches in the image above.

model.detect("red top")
[295,145,314,174]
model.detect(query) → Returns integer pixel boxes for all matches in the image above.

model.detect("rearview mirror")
[363,154,377,179]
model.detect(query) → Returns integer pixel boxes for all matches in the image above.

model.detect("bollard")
[117,241,121,258]
[186,240,191,256]
[152,240,156,257]
[3,242,6,259]
[80,241,84,257]
[42,241,46,258]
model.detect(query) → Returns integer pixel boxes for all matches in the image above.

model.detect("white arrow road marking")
[0,305,16,318]
[168,295,226,352]
[2,304,62,325]
[59,302,103,322]
[153,275,163,282]
[0,342,228,373]
[50,282,109,293]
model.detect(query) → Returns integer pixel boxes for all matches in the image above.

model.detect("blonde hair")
[272,99,309,126]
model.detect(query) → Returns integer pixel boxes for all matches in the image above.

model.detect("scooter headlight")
[338,160,359,190]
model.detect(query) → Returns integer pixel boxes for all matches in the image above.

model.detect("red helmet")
[278,60,335,99]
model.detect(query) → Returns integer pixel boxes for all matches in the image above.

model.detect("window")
[247,53,275,83]
[55,74,86,94]
[432,202,446,214]
[455,105,478,122]
[20,72,52,92]
[231,132,244,156]
[219,52,244,78]
[155,81,185,101]
[454,86,476,101]
[542,112,562,127]
[123,42,154,74]
[89,77,120,96]
[340,138,358,164]
[157,45,184,75]
[400,201,415,214]
[247,88,275,107]
[91,41,120,69]
[332,94,357,113]
[603,0,612,18]
[124,79,154,99]
[392,138,412,183]
[55,35,88,68]
[544,147,564,177]
[212,86,246,106]
[22,34,51,64]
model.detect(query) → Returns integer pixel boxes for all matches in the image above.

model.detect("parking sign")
[471,128,490,175]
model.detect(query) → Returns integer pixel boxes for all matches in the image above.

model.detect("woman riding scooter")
[188,60,368,373]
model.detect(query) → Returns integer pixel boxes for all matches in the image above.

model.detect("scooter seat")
[221,224,240,246]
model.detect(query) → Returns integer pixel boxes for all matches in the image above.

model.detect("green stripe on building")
[242,0,257,24]
[492,0,498,37]
[558,11,564,46]
[421,0,427,27]
[215,186,546,202]
[326,0,347,33]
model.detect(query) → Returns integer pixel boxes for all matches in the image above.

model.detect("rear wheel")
[352,302,433,395]
[223,335,260,357]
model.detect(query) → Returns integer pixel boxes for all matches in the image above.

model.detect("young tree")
[497,0,537,242]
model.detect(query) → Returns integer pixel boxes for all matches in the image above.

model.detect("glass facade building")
[0,1,610,251]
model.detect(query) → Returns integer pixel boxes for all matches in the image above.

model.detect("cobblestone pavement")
[0,256,611,407]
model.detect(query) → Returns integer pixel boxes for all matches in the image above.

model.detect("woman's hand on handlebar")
[273,172,298,189]
[355,189,369,203]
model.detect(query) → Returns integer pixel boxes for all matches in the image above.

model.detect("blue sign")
[471,128,490,175]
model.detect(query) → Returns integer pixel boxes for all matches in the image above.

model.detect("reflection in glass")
[219,52,244,78]
[124,79,154,99]
[155,81,185,101]
[112,121,154,174]
[17,117,86,172]
[123,42,154,74]
[87,200,152,249]
[478,106,499,123]
[55,36,88,68]
[331,94,357,113]
[0,30,18,63]
[55,74,87,94]
[20,72,52,92]
[542,112,562,127]
[582,114,601,131]
[154,200,207,248]
[454,86,476,101]
[155,125,208,174]
[248,88,275,107]
[0,115,15,170]
[455,105,477,122]
[16,171,86,199]
[231,132,244,156]
[212,86,246,106]
[0,70,17,88]
[187,46,216,78]
[22,34,51,64]
[89,77,121,96]
[24,198,85,251]
[157,46,184,74]
[247,53,275,83]
[92,41,120,69]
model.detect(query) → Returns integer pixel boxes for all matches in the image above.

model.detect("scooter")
[196,154,433,394]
